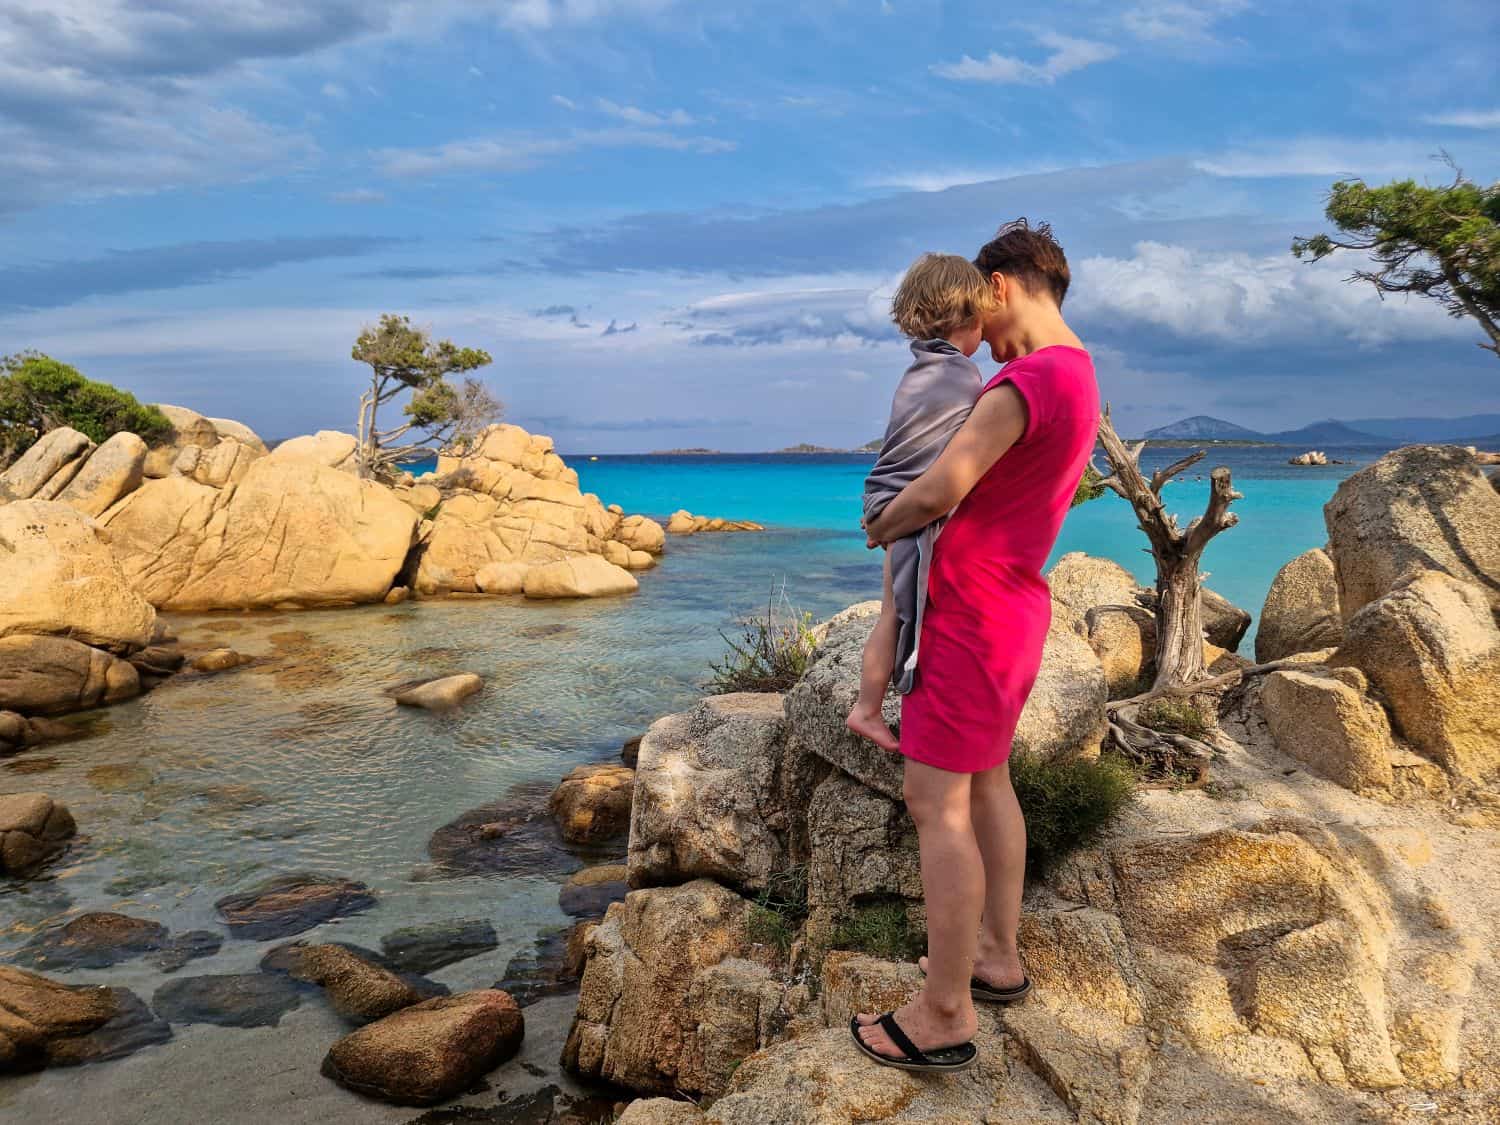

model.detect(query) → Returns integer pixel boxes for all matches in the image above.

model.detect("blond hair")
[890,253,993,341]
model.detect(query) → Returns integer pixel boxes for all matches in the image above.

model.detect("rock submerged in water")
[214,872,376,940]
[288,943,425,1024]
[12,912,221,973]
[559,863,629,918]
[0,967,171,1074]
[151,973,304,1028]
[379,918,500,974]
[321,989,525,1106]
[391,672,484,710]
[0,792,77,875]
[192,647,249,674]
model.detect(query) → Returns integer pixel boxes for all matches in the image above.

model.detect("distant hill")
[1263,421,1388,446]
[1145,416,1263,441]
[1346,414,1500,443]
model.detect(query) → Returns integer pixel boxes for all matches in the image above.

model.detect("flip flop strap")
[877,1012,929,1064]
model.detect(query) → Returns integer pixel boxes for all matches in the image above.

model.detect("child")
[845,253,992,752]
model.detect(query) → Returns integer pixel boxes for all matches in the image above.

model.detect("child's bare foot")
[846,707,899,752]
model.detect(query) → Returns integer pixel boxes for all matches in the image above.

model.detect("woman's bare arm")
[864,383,1028,544]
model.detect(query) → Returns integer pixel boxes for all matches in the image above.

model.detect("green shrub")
[1136,697,1210,739]
[707,586,817,694]
[1011,752,1138,874]
[1071,463,1106,508]
[829,900,926,962]
[0,352,171,467]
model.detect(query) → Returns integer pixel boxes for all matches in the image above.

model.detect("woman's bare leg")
[854,759,981,1057]
[919,760,1027,988]
[846,551,899,752]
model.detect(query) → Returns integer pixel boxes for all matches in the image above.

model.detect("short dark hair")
[973,218,1070,306]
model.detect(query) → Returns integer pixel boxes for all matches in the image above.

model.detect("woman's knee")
[903,769,972,831]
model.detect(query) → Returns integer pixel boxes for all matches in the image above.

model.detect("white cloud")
[1194,137,1447,179]
[934,33,1118,85]
[596,98,695,127]
[1122,0,1250,44]
[490,0,680,31]
[330,188,387,204]
[322,81,349,99]
[1421,109,1500,129]
[552,94,578,109]
[376,127,735,177]
[862,161,1084,193]
[1074,241,1465,348]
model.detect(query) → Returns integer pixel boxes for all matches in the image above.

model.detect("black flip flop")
[848,1012,978,1072]
[919,961,1032,1004]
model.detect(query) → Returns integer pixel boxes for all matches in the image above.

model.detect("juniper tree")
[0,352,171,468]
[350,314,500,480]
[1293,161,1500,358]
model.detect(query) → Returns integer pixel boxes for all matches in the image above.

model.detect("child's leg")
[846,551,900,752]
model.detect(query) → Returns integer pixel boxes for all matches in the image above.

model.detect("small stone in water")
[151,973,303,1028]
[380,919,501,975]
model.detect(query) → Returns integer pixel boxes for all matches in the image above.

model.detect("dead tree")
[1095,406,1245,775]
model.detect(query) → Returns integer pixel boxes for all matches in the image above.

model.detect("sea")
[0,444,1386,1121]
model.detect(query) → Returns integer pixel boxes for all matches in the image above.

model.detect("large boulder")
[321,990,524,1106]
[0,635,140,715]
[1013,616,1109,761]
[628,693,799,894]
[1257,548,1343,662]
[55,432,146,517]
[524,555,638,599]
[1333,571,1500,784]
[0,427,94,503]
[142,405,220,477]
[804,771,921,938]
[0,793,77,876]
[265,429,358,471]
[0,965,124,1073]
[1324,444,1500,619]
[101,458,417,610]
[564,880,762,1095]
[614,514,666,555]
[0,500,156,650]
[1259,667,1395,791]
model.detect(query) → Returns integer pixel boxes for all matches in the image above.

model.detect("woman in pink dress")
[852,220,1100,1071]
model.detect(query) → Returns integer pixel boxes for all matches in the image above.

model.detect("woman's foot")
[853,992,977,1061]
[919,949,1026,992]
[846,706,899,752]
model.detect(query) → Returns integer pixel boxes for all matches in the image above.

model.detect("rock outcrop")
[665,510,764,534]
[1259,666,1396,791]
[142,405,267,486]
[0,427,95,503]
[1324,444,1500,620]
[549,763,635,845]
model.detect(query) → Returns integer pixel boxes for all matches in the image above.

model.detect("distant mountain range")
[1144,413,1500,446]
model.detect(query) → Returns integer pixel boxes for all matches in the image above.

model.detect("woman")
[851,219,1100,1072]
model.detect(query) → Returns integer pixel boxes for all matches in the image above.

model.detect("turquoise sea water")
[0,444,1384,1122]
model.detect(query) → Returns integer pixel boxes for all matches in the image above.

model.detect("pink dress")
[899,345,1100,773]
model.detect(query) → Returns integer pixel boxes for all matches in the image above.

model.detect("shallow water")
[0,447,1371,1119]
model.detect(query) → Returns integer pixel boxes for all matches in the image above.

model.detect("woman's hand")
[864,382,1028,542]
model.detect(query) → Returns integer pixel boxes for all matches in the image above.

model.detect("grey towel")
[862,339,983,693]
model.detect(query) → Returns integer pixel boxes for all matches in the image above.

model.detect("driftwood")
[1095,407,1251,774]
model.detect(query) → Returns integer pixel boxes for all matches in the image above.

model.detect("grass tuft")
[707,585,817,695]
[1011,752,1139,874]
[829,900,926,962]
[1136,697,1211,739]
[746,865,808,957]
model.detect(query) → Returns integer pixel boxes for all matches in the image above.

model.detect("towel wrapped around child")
[862,338,982,693]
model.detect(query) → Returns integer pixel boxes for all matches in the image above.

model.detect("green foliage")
[829,900,926,962]
[0,353,171,467]
[1136,697,1210,739]
[1071,462,1106,508]
[746,865,809,957]
[1293,162,1500,358]
[1011,752,1138,874]
[351,313,501,479]
[707,586,818,694]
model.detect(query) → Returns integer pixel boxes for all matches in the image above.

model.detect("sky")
[2,0,1498,451]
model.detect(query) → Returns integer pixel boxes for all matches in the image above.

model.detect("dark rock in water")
[151,973,303,1028]
[517,623,575,639]
[130,644,186,679]
[493,926,588,1009]
[0,792,76,876]
[44,987,172,1067]
[557,865,628,919]
[240,817,317,841]
[321,990,524,1106]
[190,783,272,814]
[14,912,170,971]
[380,918,500,974]
[215,872,376,940]
[621,734,642,766]
[424,780,617,881]
[401,1086,625,1125]
[261,940,448,1003]
[3,756,60,775]
[154,930,223,973]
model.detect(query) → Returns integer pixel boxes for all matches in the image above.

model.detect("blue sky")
[2,0,1498,450]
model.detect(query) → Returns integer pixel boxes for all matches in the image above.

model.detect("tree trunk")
[1153,549,1207,687]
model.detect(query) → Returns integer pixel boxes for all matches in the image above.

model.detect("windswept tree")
[1292,160,1500,358]
[0,352,171,468]
[351,314,500,480]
